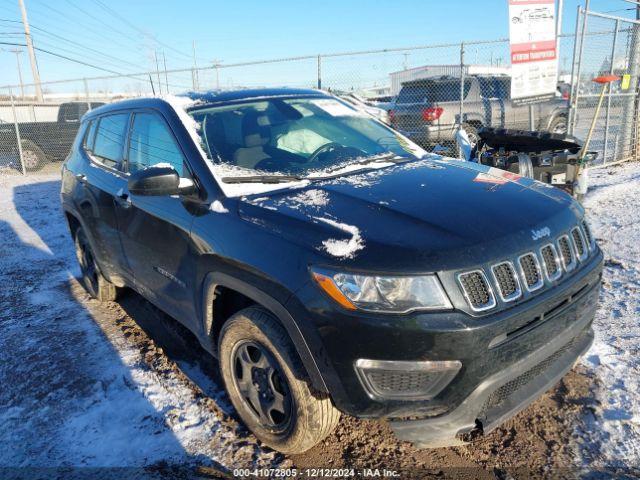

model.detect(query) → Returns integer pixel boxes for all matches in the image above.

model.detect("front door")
[79,112,132,282]
[114,110,199,327]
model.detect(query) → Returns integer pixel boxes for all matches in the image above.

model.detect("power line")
[90,0,192,61]
[29,24,143,70]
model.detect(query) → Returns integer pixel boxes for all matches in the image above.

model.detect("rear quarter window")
[92,113,130,169]
[83,120,97,152]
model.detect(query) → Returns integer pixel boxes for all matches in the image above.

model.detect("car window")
[397,80,471,104]
[127,112,186,176]
[83,120,97,152]
[92,113,130,169]
[479,78,511,99]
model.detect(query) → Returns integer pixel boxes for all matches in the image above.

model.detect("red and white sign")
[508,0,558,104]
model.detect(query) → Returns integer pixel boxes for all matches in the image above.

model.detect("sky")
[0,0,636,94]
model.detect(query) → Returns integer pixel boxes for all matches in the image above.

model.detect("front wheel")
[219,306,340,454]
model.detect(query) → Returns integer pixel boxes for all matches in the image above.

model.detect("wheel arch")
[200,272,329,394]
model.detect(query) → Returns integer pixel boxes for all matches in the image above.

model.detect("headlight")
[312,269,452,313]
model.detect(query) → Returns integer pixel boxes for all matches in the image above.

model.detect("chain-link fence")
[1,21,638,177]
[569,9,640,167]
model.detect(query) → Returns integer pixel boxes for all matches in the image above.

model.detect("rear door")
[77,112,132,281]
[114,109,199,326]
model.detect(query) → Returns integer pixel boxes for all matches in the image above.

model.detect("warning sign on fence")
[508,0,559,105]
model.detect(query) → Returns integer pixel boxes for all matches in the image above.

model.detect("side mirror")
[128,166,180,196]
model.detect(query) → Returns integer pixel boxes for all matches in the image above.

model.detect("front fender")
[199,271,330,394]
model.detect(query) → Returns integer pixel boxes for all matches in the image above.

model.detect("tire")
[219,306,340,454]
[20,140,46,172]
[461,123,480,148]
[74,227,118,302]
[548,115,568,135]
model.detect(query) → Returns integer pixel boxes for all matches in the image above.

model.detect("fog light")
[355,359,462,401]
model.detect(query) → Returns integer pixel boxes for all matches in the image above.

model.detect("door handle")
[115,189,132,208]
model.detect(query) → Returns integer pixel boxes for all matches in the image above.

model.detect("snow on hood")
[315,217,364,259]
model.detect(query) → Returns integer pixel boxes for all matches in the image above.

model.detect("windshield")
[189,96,423,178]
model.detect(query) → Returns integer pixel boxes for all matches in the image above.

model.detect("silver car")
[390,75,569,147]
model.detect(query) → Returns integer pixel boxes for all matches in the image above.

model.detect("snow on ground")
[576,163,640,469]
[0,174,279,474]
[1,161,639,474]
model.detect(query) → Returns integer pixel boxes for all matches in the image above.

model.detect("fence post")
[9,87,26,175]
[459,42,465,126]
[458,43,466,158]
[604,19,620,163]
[83,78,91,111]
[621,21,640,161]
[317,55,322,90]
[569,6,588,135]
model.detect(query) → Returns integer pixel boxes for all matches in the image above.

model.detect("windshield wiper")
[325,153,408,173]
[221,175,304,184]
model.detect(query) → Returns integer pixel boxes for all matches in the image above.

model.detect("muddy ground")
[77,281,595,480]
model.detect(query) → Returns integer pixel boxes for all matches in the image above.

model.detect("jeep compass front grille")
[458,271,495,311]
[558,235,576,271]
[571,227,587,261]
[491,262,521,302]
[540,244,561,281]
[518,253,543,291]
[456,221,596,313]
[581,220,593,249]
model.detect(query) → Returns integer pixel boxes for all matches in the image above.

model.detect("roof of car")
[185,87,328,105]
[83,87,329,120]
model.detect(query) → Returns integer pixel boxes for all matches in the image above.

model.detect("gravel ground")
[1,163,638,479]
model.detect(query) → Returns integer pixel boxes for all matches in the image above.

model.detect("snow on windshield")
[162,94,429,198]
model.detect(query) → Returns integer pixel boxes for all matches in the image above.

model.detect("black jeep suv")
[60,88,602,453]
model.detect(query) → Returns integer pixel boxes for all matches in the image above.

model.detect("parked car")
[390,75,569,147]
[334,91,390,124]
[61,88,602,454]
[0,101,103,171]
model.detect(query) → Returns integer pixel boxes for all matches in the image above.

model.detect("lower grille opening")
[482,336,580,414]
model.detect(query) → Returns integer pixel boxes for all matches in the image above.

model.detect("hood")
[237,157,583,271]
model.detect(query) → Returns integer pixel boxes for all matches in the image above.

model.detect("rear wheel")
[20,140,46,172]
[219,306,340,454]
[74,227,118,302]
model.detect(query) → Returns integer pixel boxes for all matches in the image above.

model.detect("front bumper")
[287,250,602,422]
[389,310,593,447]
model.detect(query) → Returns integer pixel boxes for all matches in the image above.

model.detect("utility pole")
[18,0,42,101]
[162,50,169,94]
[192,40,200,91]
[212,59,222,89]
[154,49,162,95]
[10,48,25,98]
